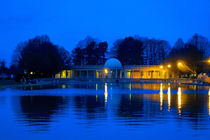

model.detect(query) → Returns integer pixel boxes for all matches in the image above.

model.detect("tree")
[166,36,206,77]
[143,39,171,65]
[72,47,84,65]
[59,47,72,68]
[72,37,108,65]
[188,34,210,57]
[12,35,65,78]
[111,37,144,65]
[0,60,8,74]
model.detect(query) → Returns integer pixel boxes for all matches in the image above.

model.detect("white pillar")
[124,71,127,78]
[116,69,118,79]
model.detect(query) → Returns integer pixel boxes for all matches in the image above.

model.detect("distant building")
[55,58,174,79]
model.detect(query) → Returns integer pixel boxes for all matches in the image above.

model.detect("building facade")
[55,58,174,80]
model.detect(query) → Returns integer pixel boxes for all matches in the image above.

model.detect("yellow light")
[160,65,163,69]
[104,69,109,74]
[208,59,210,63]
[208,89,210,115]
[178,62,182,66]
[30,72,33,75]
[167,87,171,111]
[177,87,182,115]
[104,83,108,103]
[96,83,98,90]
[129,83,132,90]
[160,83,163,111]
[167,64,171,68]
[96,95,98,102]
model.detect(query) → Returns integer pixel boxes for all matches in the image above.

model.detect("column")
[79,70,81,79]
[86,70,88,79]
[72,71,74,79]
[66,70,67,79]
[131,70,134,79]
[139,71,141,79]
[116,69,118,79]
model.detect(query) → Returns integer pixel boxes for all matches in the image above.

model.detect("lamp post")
[167,64,171,68]
[104,68,109,79]
[177,62,182,66]
[104,69,109,74]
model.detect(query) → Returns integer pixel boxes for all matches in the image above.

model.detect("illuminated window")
[127,71,131,78]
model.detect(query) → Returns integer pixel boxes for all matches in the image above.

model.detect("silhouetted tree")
[59,47,72,68]
[142,39,171,65]
[12,35,65,78]
[188,34,210,57]
[0,60,8,74]
[111,37,144,65]
[166,35,206,77]
[72,37,108,65]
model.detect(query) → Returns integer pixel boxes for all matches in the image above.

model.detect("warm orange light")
[177,87,182,115]
[208,89,210,115]
[104,69,109,74]
[167,86,171,111]
[160,83,163,111]
[208,59,210,63]
[160,65,163,69]
[167,64,171,68]
[104,83,108,103]
[178,62,182,66]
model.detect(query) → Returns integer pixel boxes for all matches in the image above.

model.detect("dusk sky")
[0,0,209,65]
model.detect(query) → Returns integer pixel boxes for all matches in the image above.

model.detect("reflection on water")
[159,83,163,111]
[12,96,70,131]
[0,83,210,140]
[209,89,210,115]
[167,85,171,111]
[177,87,182,115]
[104,83,108,104]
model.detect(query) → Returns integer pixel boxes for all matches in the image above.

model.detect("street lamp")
[177,62,182,66]
[160,65,163,69]
[167,64,171,68]
[104,69,109,74]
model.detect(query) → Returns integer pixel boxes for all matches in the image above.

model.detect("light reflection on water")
[0,83,210,140]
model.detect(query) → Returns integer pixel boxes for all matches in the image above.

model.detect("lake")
[0,83,210,140]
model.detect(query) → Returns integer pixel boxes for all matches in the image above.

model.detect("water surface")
[0,83,210,140]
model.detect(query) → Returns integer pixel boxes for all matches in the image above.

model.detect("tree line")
[0,34,209,81]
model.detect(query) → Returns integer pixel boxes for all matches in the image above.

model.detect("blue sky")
[0,0,209,65]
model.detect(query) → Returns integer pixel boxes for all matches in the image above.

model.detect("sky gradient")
[0,0,210,65]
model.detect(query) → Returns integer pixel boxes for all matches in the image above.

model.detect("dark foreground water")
[0,83,210,140]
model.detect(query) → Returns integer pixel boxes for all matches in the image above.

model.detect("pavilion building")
[55,58,174,80]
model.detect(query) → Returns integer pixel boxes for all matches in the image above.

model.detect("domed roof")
[104,58,122,69]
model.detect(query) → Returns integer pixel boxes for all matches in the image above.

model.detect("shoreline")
[0,79,209,89]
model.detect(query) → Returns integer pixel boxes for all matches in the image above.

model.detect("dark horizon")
[0,0,210,64]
